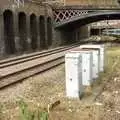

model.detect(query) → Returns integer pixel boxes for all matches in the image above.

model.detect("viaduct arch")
[0,4,53,58]
[30,13,37,51]
[18,12,27,52]
[3,10,15,54]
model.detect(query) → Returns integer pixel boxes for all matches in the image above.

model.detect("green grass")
[91,46,120,89]
[0,104,3,120]
[19,99,49,120]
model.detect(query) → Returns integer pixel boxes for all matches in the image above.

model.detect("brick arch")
[3,9,16,54]
[30,13,37,50]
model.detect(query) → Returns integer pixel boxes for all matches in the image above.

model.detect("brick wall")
[64,0,119,7]
[0,1,55,57]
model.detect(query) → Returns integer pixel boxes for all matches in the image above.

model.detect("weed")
[0,104,3,120]
[18,99,48,120]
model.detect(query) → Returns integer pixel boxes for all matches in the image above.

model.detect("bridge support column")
[26,15,31,51]
[90,28,102,36]
[72,25,90,42]
[74,30,80,42]
[52,28,73,47]
[44,16,48,49]
[48,20,54,48]
[0,13,5,58]
[36,17,40,50]
[14,12,21,54]
[52,29,64,47]
[79,25,90,39]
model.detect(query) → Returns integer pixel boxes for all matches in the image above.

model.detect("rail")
[0,43,80,89]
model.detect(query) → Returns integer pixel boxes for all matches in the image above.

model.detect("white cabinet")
[81,51,93,85]
[90,50,99,79]
[70,48,93,86]
[80,44,104,72]
[65,44,105,98]
[65,52,83,98]
[70,47,99,80]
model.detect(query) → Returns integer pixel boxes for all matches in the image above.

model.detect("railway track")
[0,44,79,68]
[0,43,80,89]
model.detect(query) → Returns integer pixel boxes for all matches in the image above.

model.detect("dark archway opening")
[90,29,100,35]
[39,16,46,49]
[3,10,15,54]
[77,31,80,41]
[18,12,27,52]
[30,14,37,50]
[90,28,102,36]
[47,17,52,46]
[118,0,120,4]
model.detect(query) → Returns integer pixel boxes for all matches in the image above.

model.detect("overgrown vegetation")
[19,100,48,120]
[0,104,3,120]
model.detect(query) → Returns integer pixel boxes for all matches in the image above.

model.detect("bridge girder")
[53,8,120,29]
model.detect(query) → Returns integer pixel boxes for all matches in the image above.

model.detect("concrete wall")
[79,25,90,39]
[52,25,90,46]
[72,25,90,42]
[52,28,74,47]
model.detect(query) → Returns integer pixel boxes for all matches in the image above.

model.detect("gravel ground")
[0,46,120,120]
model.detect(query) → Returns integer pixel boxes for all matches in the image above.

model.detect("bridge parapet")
[53,6,120,28]
[53,8,101,27]
[53,9,90,23]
